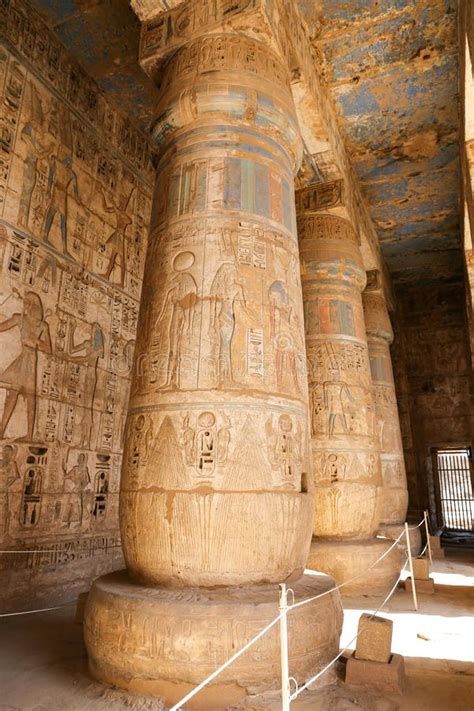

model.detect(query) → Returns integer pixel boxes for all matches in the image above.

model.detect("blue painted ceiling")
[31,0,462,286]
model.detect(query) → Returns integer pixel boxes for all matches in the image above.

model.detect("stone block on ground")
[404,577,435,594]
[412,558,430,580]
[354,613,393,663]
[345,652,406,694]
[430,536,445,558]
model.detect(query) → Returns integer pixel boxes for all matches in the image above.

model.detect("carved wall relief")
[0,2,153,609]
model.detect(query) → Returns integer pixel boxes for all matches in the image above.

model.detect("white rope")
[290,554,410,700]
[0,600,76,618]
[415,542,429,559]
[169,614,281,711]
[289,528,406,612]
[136,517,424,709]
[408,519,425,530]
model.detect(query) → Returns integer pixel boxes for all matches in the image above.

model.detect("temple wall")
[392,283,473,525]
[0,1,153,612]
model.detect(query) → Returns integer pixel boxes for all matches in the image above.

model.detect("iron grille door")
[436,449,474,532]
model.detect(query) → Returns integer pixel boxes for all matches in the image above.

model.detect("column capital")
[296,183,365,290]
[130,0,182,22]
[135,0,278,81]
[362,288,393,344]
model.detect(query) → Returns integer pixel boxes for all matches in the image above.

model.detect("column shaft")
[297,189,401,595]
[362,290,409,537]
[120,33,313,588]
[85,17,343,704]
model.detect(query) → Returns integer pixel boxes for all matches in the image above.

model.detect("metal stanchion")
[424,510,433,563]
[405,522,418,611]
[279,583,291,711]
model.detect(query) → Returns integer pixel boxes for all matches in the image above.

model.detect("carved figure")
[43,144,81,256]
[99,184,135,287]
[182,413,196,465]
[209,262,249,386]
[0,291,52,440]
[269,280,301,393]
[66,318,105,448]
[62,452,91,527]
[324,380,354,437]
[1,443,20,533]
[18,84,53,228]
[153,253,198,389]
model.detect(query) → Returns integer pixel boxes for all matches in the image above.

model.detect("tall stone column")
[297,183,401,595]
[84,4,342,706]
[362,281,418,550]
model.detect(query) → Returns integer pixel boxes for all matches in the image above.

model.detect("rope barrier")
[1,516,426,706]
[408,519,426,530]
[0,600,76,618]
[169,516,426,709]
[289,529,406,612]
[415,542,429,559]
[169,615,281,711]
[290,554,410,701]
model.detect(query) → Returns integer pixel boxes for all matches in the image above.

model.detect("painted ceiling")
[31,0,462,286]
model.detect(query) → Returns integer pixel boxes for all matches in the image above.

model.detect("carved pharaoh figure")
[0,291,52,441]
[98,183,135,287]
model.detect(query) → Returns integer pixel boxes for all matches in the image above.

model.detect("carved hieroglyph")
[0,1,154,611]
[297,187,400,594]
[85,2,343,704]
[362,288,408,530]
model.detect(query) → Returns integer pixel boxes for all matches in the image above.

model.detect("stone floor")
[0,550,473,711]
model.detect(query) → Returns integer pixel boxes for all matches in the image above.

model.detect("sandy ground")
[0,550,472,711]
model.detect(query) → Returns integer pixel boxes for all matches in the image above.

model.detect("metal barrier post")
[405,522,418,611]
[424,510,433,563]
[279,583,291,711]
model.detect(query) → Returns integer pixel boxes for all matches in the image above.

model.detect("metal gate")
[435,449,474,532]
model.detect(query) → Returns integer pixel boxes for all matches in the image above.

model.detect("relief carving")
[0,27,152,578]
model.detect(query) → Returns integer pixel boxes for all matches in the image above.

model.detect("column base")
[307,538,402,596]
[84,570,343,709]
[377,523,422,556]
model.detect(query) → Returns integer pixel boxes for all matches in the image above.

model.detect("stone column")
[362,282,420,551]
[297,183,401,595]
[84,4,342,706]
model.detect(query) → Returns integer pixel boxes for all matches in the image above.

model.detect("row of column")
[297,198,409,592]
[84,4,410,706]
